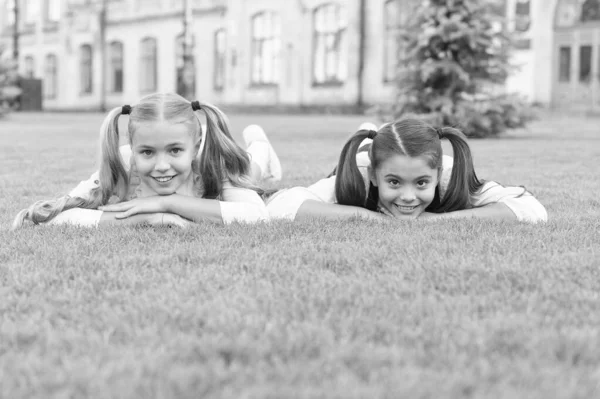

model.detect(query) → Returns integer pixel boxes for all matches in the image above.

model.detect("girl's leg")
[243,125,282,183]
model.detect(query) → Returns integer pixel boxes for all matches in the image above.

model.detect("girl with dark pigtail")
[13,93,281,228]
[266,119,547,223]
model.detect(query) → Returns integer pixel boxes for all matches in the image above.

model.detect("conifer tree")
[395,0,534,137]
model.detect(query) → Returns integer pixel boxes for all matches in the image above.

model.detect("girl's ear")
[368,165,378,187]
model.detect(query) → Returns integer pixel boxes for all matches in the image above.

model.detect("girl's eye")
[417,180,429,188]
[171,148,183,155]
[388,179,401,187]
[141,150,153,156]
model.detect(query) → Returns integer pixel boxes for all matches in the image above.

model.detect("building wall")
[0,0,571,111]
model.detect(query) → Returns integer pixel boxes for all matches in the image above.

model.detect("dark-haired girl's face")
[370,154,439,219]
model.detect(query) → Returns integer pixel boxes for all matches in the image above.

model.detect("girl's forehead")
[376,154,437,176]
[132,122,194,145]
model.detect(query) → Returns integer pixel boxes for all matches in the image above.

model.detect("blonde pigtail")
[98,107,130,203]
[194,102,254,198]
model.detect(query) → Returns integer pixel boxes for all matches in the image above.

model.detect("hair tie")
[191,101,202,111]
[436,128,443,139]
[367,130,377,140]
[121,105,132,115]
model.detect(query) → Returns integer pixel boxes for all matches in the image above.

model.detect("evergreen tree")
[394,0,534,137]
[0,46,21,118]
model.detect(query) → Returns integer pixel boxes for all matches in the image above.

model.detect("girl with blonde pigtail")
[13,93,281,228]
[266,118,547,223]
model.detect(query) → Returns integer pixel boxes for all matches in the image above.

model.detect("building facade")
[1,0,599,112]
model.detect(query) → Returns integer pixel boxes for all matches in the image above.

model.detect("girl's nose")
[399,188,416,203]
[154,156,170,172]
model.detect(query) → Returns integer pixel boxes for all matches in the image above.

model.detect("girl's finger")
[99,204,129,211]
[115,209,138,219]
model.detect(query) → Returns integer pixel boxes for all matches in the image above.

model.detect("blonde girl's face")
[131,121,199,196]
[370,154,439,219]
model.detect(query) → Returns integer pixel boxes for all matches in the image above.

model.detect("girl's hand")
[99,196,167,219]
[150,213,191,228]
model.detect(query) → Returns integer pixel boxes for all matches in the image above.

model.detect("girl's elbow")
[510,196,548,224]
[221,203,270,224]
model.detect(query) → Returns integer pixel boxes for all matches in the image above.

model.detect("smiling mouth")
[395,204,419,213]
[152,175,176,183]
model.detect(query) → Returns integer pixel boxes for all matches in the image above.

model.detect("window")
[383,0,401,82]
[24,0,40,24]
[251,11,280,85]
[313,3,347,85]
[140,37,157,92]
[175,34,196,97]
[581,0,600,22]
[44,54,57,99]
[109,41,124,93]
[80,44,93,94]
[45,0,61,21]
[24,55,35,78]
[5,0,15,26]
[579,45,592,82]
[214,29,226,91]
[559,46,571,83]
[514,0,531,32]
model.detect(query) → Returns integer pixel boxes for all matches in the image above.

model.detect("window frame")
[44,53,57,99]
[108,41,124,93]
[214,28,226,91]
[383,0,401,83]
[558,46,571,83]
[24,55,35,78]
[250,11,281,86]
[312,2,348,86]
[80,44,93,95]
[139,37,158,93]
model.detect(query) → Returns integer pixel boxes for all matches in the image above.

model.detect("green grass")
[1,112,599,398]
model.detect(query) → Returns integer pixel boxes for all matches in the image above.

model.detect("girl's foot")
[243,125,282,183]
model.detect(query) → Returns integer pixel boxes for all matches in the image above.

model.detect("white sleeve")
[471,181,548,223]
[219,182,269,224]
[46,208,102,227]
[438,155,454,199]
[67,145,132,200]
[68,171,101,200]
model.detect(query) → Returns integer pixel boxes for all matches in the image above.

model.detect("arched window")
[80,44,93,94]
[44,54,57,99]
[24,55,35,78]
[108,41,123,93]
[313,3,347,85]
[214,29,226,91]
[581,0,600,22]
[251,11,280,85]
[140,37,157,93]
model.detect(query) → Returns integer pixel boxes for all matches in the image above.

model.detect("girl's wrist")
[159,195,172,213]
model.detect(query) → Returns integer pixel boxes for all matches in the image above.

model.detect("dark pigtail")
[436,127,483,212]
[334,130,374,207]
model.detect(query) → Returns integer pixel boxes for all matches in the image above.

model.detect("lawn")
[1,111,599,399]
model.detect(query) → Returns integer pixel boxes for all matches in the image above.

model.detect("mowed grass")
[1,111,600,399]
